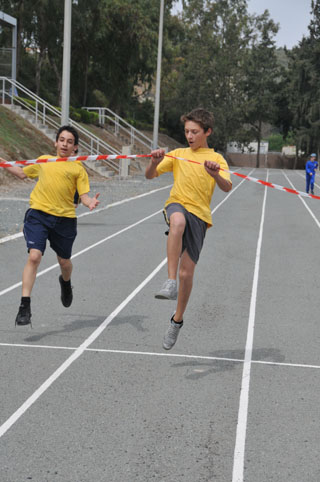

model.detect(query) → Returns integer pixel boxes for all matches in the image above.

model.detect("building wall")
[226,152,305,169]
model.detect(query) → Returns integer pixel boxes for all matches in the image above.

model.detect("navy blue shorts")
[23,209,77,259]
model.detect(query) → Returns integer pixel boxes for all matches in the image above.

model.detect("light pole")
[152,0,164,149]
[61,0,72,125]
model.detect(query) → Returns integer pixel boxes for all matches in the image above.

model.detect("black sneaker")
[59,275,73,307]
[15,304,32,326]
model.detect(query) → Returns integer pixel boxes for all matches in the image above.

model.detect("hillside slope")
[0,105,56,187]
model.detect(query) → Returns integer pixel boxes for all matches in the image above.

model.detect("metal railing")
[83,106,163,152]
[0,77,121,172]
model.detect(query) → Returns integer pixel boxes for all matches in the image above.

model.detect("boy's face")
[184,120,212,150]
[55,130,78,157]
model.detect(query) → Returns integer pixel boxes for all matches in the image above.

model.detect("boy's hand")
[88,193,100,211]
[151,149,165,166]
[204,160,220,177]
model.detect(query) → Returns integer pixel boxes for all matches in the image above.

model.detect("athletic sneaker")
[163,315,183,350]
[59,275,73,307]
[155,279,178,300]
[15,304,32,326]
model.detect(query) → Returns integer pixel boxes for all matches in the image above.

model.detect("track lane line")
[232,170,269,482]
[1,343,320,369]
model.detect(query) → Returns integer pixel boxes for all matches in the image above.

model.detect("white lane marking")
[0,258,167,439]
[0,184,172,244]
[0,232,23,244]
[1,342,320,369]
[232,170,269,482]
[0,209,163,297]
[0,197,29,201]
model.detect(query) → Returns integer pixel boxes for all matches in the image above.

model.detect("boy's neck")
[190,144,209,151]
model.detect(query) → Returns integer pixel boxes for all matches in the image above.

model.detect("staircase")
[82,107,166,155]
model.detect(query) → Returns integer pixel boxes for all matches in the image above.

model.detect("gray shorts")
[163,203,207,264]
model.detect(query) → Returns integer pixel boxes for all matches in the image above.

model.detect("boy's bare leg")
[22,249,42,296]
[167,212,186,279]
[57,256,73,280]
[174,250,196,322]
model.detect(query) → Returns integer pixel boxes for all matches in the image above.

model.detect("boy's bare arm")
[204,160,232,192]
[0,159,27,179]
[145,149,166,179]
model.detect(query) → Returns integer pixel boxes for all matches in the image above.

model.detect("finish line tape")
[0,153,151,168]
[1,152,318,201]
[165,154,320,201]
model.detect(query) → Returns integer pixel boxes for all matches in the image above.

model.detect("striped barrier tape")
[0,153,151,168]
[165,154,320,201]
[1,152,318,201]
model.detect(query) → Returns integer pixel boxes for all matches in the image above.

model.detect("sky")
[171,0,312,49]
[247,0,311,48]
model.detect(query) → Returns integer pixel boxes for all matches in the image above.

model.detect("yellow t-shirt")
[156,147,231,227]
[23,156,90,218]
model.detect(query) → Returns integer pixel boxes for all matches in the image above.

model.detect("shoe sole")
[163,343,173,350]
[154,293,177,300]
[15,316,32,326]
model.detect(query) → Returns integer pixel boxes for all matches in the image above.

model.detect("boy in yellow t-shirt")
[2,125,100,326]
[145,108,232,350]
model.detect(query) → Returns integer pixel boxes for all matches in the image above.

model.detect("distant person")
[306,153,318,195]
[145,108,232,350]
[1,125,100,326]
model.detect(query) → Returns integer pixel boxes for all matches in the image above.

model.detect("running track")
[0,168,319,482]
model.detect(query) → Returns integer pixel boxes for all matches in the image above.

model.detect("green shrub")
[268,133,284,152]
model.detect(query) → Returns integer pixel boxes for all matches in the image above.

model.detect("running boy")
[145,108,232,350]
[1,125,100,326]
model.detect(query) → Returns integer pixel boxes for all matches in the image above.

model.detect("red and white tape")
[166,154,320,201]
[0,153,151,168]
[1,152,318,201]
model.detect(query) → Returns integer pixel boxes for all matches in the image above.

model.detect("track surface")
[0,168,319,482]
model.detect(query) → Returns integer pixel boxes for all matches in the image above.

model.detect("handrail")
[83,106,163,151]
[0,77,121,172]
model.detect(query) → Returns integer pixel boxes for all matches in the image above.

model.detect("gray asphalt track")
[0,168,320,482]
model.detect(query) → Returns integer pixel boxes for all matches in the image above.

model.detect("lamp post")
[152,0,164,149]
[61,0,72,125]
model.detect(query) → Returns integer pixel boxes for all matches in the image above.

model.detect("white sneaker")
[163,315,183,350]
[155,279,178,300]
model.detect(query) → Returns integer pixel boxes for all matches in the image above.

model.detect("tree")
[160,0,259,150]
[281,0,320,165]
[241,10,280,167]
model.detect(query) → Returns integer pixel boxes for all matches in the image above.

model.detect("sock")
[21,297,30,307]
[172,316,183,325]
[61,278,71,287]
